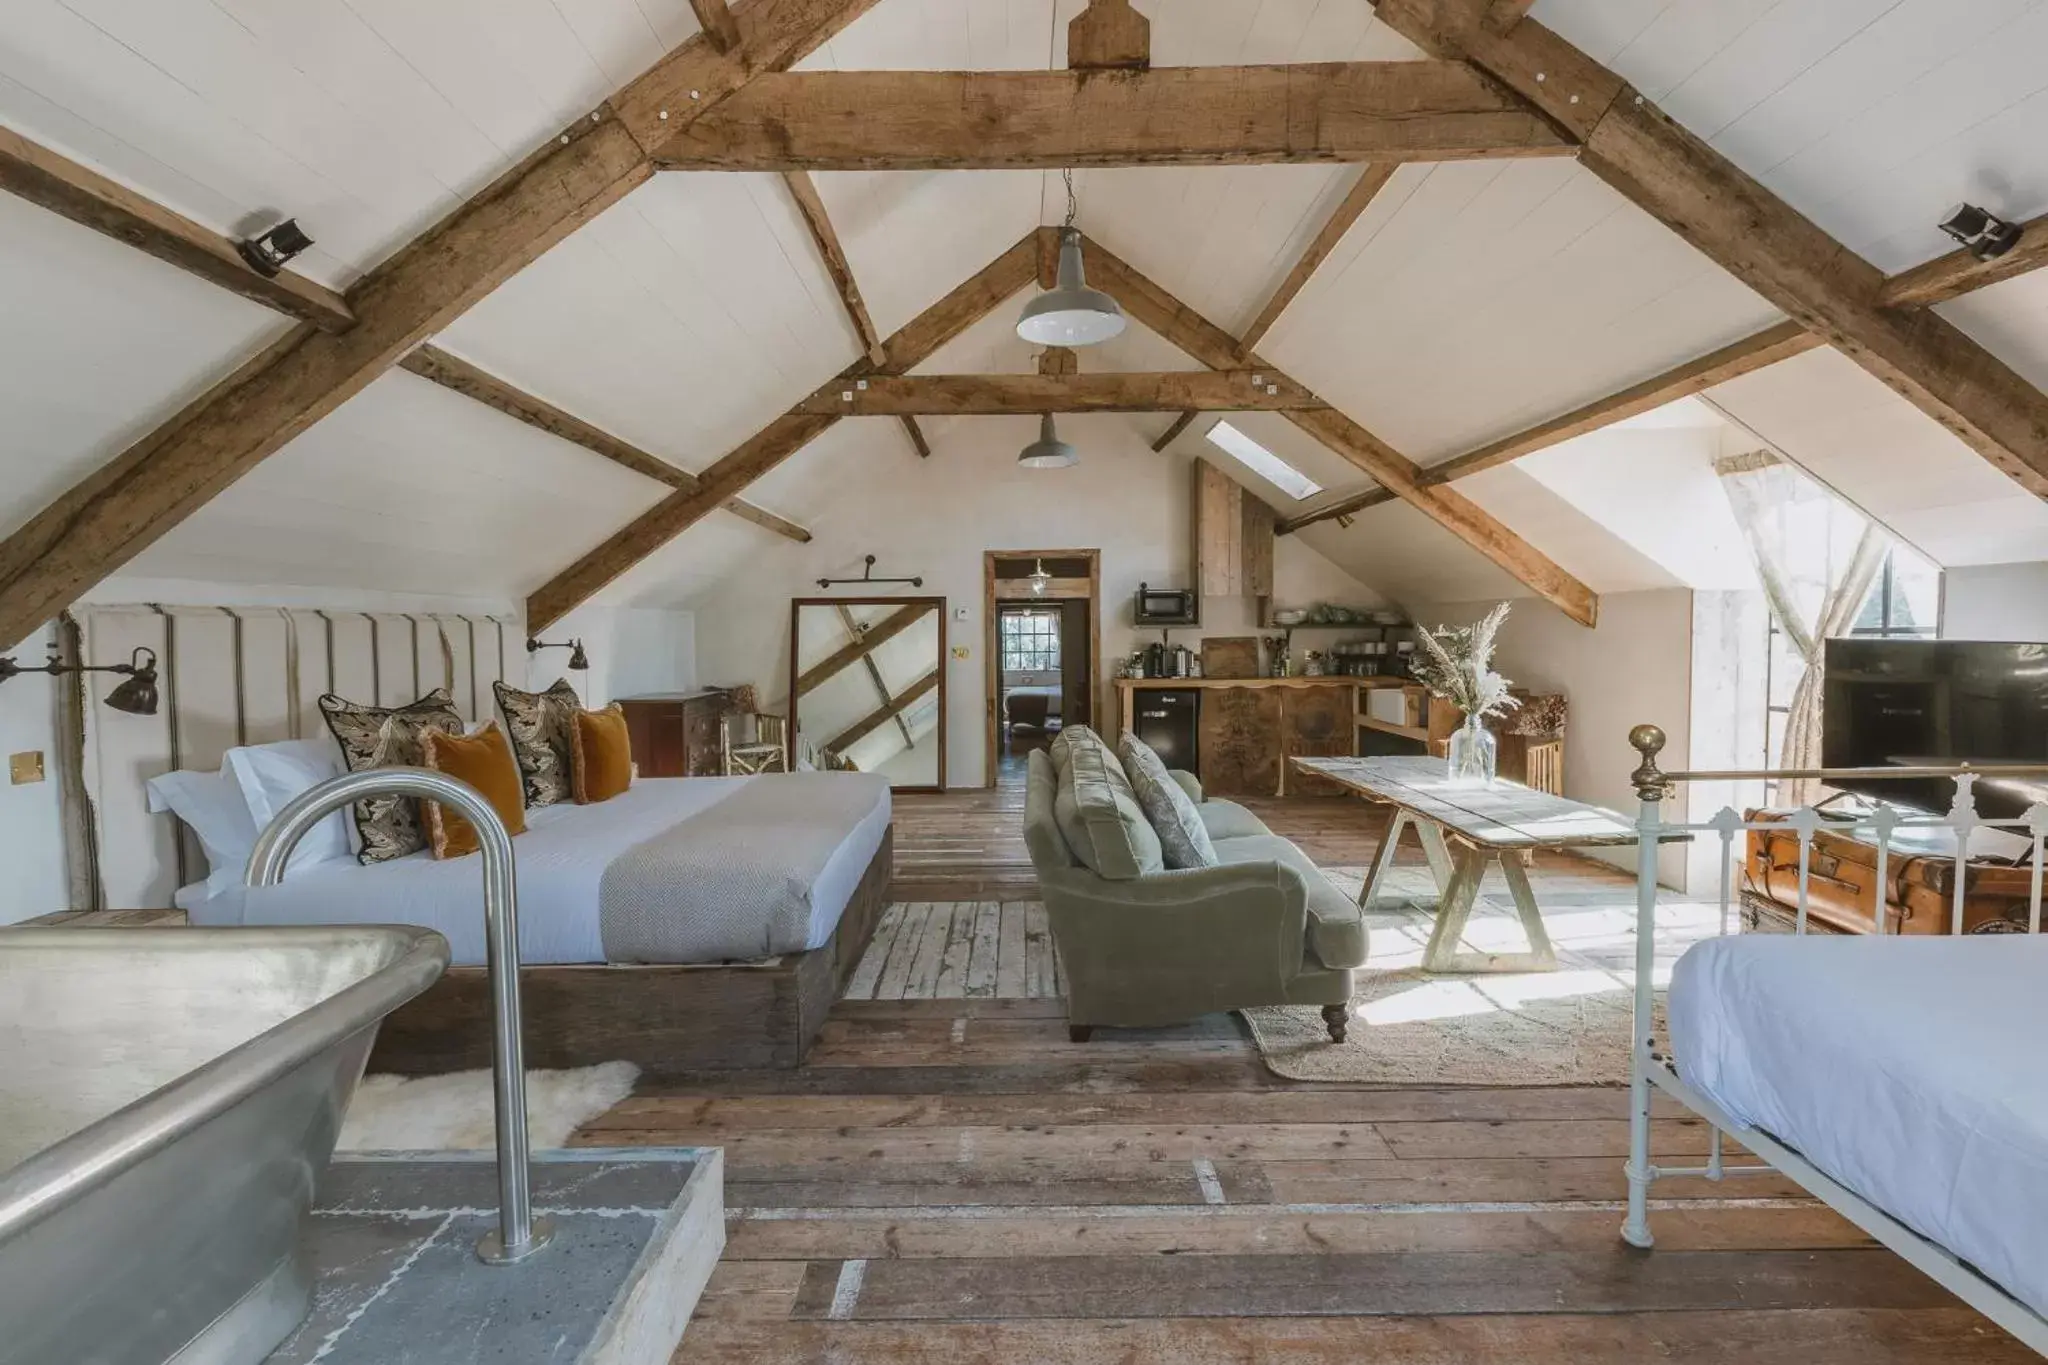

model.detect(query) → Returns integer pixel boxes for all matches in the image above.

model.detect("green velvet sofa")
[1022,726,1366,1042]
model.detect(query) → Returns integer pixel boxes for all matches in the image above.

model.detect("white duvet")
[1668,933,2048,1318]
[183,776,890,967]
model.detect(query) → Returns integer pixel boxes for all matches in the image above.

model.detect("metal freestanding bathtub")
[0,924,449,1365]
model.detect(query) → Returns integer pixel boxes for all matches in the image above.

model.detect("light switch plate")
[953,606,971,622]
[10,751,46,785]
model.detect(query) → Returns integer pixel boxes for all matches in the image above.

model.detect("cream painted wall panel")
[0,622,71,924]
[1262,161,1782,465]
[1706,346,2048,567]
[684,414,1388,786]
[1941,271,2048,394]
[0,194,288,542]
[125,371,664,600]
[237,613,296,746]
[439,177,860,474]
[327,615,377,708]
[80,608,178,910]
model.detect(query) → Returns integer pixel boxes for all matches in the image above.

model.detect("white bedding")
[184,776,891,967]
[1669,934,2048,1318]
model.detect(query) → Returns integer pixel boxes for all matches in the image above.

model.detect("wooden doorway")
[984,550,1100,789]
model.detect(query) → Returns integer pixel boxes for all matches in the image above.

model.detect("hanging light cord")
[1062,167,1078,229]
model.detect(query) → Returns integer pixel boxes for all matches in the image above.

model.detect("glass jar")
[1447,713,1497,785]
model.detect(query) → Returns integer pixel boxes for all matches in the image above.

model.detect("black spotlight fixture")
[1937,203,2023,262]
[0,645,160,716]
[525,636,590,671]
[235,217,316,277]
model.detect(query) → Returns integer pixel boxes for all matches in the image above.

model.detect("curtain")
[1717,452,1889,806]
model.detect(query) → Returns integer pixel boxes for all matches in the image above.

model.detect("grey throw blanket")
[599,772,887,963]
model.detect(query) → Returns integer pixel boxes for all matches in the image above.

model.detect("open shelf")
[1357,714,1430,742]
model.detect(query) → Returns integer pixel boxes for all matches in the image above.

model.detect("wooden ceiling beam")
[1149,411,1199,453]
[0,125,353,333]
[825,667,939,755]
[1067,0,1150,71]
[0,0,879,652]
[1375,0,2048,499]
[397,346,809,542]
[527,234,1041,631]
[796,601,937,695]
[649,63,1574,170]
[687,0,743,52]
[1880,211,2048,308]
[1277,486,1395,533]
[794,371,1326,416]
[1078,231,1597,627]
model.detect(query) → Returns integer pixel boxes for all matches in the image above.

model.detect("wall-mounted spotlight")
[525,636,590,670]
[1937,203,2023,262]
[0,646,160,715]
[236,218,316,277]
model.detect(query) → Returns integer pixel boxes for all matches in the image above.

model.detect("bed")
[184,772,894,1073]
[1620,727,2048,1353]
[1669,935,2048,1322]
[1003,684,1063,733]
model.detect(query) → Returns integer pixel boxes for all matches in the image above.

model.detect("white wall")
[1413,588,1696,887]
[0,622,71,924]
[542,603,698,706]
[685,415,1388,788]
[1941,562,2048,642]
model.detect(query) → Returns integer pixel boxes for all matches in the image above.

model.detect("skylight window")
[1205,419,1322,501]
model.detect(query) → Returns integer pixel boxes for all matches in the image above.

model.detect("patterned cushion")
[1052,732,1163,880]
[493,678,582,808]
[1117,730,1218,870]
[318,687,464,864]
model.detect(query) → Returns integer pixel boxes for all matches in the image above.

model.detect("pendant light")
[1016,170,1125,347]
[1027,559,1053,597]
[1017,413,1078,469]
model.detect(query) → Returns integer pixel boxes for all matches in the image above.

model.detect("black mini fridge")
[1132,689,1200,772]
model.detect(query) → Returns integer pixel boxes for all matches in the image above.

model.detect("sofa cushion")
[1054,734,1164,880]
[1212,834,1368,969]
[1196,799,1271,842]
[1117,731,1218,870]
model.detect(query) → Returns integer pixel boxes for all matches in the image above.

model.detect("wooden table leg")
[1355,806,1409,911]
[1413,819,1459,890]
[1420,846,1560,975]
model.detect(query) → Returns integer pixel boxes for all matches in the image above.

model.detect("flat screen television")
[1821,638,2048,819]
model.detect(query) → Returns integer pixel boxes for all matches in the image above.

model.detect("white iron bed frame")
[1620,723,2048,1355]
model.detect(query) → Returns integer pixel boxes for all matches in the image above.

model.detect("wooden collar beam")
[795,371,1326,417]
[526,234,1042,632]
[1076,231,1598,627]
[397,346,809,543]
[0,0,883,652]
[649,63,1574,170]
[825,667,939,755]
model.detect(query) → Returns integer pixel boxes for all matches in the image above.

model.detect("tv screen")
[1821,638,2048,818]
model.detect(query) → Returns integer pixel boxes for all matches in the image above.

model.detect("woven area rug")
[1243,865,1718,1086]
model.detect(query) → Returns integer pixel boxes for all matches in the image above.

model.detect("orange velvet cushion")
[420,722,528,859]
[571,704,633,804]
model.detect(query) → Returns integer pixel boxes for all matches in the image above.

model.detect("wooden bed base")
[368,825,893,1076]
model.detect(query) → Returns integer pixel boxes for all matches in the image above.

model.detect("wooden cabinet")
[1198,685,1284,798]
[1192,459,1276,600]
[1280,684,1352,796]
[618,692,725,777]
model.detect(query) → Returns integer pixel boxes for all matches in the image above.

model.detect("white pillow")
[224,736,353,872]
[145,767,260,895]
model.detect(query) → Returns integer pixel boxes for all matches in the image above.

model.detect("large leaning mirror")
[788,596,947,791]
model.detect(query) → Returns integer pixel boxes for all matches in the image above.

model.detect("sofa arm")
[1168,769,1204,804]
[1038,860,1314,1018]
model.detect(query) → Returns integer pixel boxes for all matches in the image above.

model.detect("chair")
[715,685,789,776]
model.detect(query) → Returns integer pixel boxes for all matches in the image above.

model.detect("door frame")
[983,548,1101,788]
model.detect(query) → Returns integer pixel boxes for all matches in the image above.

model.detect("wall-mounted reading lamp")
[0,645,160,715]
[524,637,589,670]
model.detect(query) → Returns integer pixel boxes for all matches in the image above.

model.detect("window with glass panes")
[1001,610,1061,672]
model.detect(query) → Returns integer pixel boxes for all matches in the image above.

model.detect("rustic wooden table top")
[1291,755,1643,850]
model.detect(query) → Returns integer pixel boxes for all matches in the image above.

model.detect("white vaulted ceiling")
[0,0,2045,624]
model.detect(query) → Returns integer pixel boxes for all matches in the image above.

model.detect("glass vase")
[1447,713,1497,786]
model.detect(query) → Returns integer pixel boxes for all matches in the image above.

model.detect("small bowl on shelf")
[1271,609,1307,627]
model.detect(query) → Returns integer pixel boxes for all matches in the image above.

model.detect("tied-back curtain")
[1716,452,1889,806]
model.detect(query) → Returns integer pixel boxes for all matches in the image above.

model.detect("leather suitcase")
[1743,809,2037,936]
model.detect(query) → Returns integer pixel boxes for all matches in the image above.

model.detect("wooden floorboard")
[580,790,2030,1362]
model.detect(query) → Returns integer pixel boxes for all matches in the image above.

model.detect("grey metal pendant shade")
[1016,226,1126,346]
[1017,413,1078,468]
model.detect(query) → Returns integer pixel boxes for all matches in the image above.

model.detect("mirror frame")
[788,594,948,793]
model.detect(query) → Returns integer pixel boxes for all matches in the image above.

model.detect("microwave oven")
[1134,583,1198,626]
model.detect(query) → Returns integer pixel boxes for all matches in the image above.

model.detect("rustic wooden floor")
[585,787,2026,1363]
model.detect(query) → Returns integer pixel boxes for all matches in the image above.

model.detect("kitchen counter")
[1115,676,1426,797]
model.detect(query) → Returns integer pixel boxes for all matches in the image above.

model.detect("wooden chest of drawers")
[617,693,725,778]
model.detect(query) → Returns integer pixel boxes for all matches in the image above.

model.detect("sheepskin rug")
[336,1061,639,1152]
